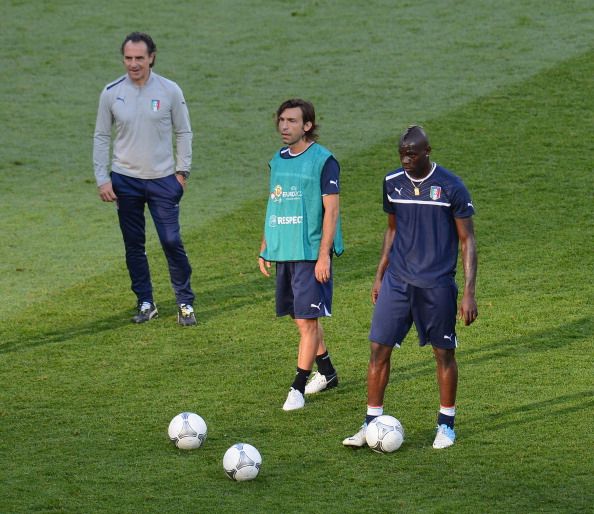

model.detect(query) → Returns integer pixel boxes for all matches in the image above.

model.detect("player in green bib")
[259,99,344,411]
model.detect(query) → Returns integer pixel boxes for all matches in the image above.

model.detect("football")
[223,443,262,481]
[167,412,207,450]
[365,415,404,453]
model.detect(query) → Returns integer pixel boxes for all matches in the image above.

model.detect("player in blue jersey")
[259,99,344,411]
[343,125,477,449]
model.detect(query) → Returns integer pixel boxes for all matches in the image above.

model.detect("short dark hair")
[399,125,429,147]
[276,98,319,141]
[121,32,157,68]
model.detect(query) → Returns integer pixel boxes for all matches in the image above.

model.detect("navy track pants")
[111,172,195,306]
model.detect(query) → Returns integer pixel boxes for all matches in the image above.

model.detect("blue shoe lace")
[437,424,456,441]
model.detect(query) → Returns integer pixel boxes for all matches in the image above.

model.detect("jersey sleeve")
[450,178,475,218]
[320,156,340,195]
[383,177,395,213]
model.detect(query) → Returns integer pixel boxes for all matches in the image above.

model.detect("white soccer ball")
[168,412,207,450]
[366,415,404,453]
[223,443,262,481]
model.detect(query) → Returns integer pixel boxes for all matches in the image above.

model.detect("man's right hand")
[258,256,271,277]
[258,239,271,277]
[98,181,117,202]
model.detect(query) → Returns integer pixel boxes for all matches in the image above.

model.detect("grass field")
[1,1,593,512]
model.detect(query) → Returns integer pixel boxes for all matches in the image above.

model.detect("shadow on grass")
[461,315,592,364]
[0,271,273,355]
[195,272,272,323]
[369,316,593,383]
[0,310,131,354]
[468,390,594,436]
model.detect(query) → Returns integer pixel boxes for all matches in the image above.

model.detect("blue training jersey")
[383,163,475,288]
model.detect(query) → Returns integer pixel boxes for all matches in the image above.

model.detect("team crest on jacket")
[151,99,160,111]
[430,186,442,200]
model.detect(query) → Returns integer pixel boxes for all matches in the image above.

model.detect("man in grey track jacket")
[93,31,196,326]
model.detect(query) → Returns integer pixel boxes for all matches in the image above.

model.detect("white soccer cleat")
[282,388,305,411]
[304,371,338,395]
[432,424,456,449]
[342,424,368,447]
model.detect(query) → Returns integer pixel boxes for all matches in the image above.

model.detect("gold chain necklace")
[406,163,436,196]
[409,176,426,196]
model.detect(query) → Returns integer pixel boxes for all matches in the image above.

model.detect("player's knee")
[433,347,456,368]
[160,234,182,252]
[369,342,392,367]
[295,317,318,336]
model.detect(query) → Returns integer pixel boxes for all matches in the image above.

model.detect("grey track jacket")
[93,71,192,187]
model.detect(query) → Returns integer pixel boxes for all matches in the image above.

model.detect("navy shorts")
[275,261,333,319]
[369,271,458,349]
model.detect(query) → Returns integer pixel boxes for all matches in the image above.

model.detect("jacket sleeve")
[92,89,113,186]
[171,84,193,174]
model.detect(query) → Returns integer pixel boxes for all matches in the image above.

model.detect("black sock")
[315,351,336,376]
[291,367,311,394]
[437,413,455,429]
[365,414,378,425]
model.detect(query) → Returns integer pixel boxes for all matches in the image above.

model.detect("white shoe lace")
[180,304,194,316]
[309,372,324,385]
[139,301,153,312]
[284,388,304,408]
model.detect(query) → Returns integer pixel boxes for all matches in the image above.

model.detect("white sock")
[367,405,384,417]
[439,405,456,417]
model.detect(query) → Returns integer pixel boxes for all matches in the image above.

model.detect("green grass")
[1,1,593,513]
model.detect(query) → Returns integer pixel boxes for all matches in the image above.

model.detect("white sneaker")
[342,424,368,447]
[282,388,305,411]
[432,424,456,449]
[304,371,339,395]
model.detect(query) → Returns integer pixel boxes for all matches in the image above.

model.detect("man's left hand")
[459,293,478,326]
[315,254,331,283]
[175,173,187,189]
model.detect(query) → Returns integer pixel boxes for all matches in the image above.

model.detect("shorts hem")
[369,337,401,349]
[428,342,457,350]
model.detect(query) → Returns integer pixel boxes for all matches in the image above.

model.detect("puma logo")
[394,187,403,195]
[329,180,338,188]
[443,334,455,342]
[310,302,322,310]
